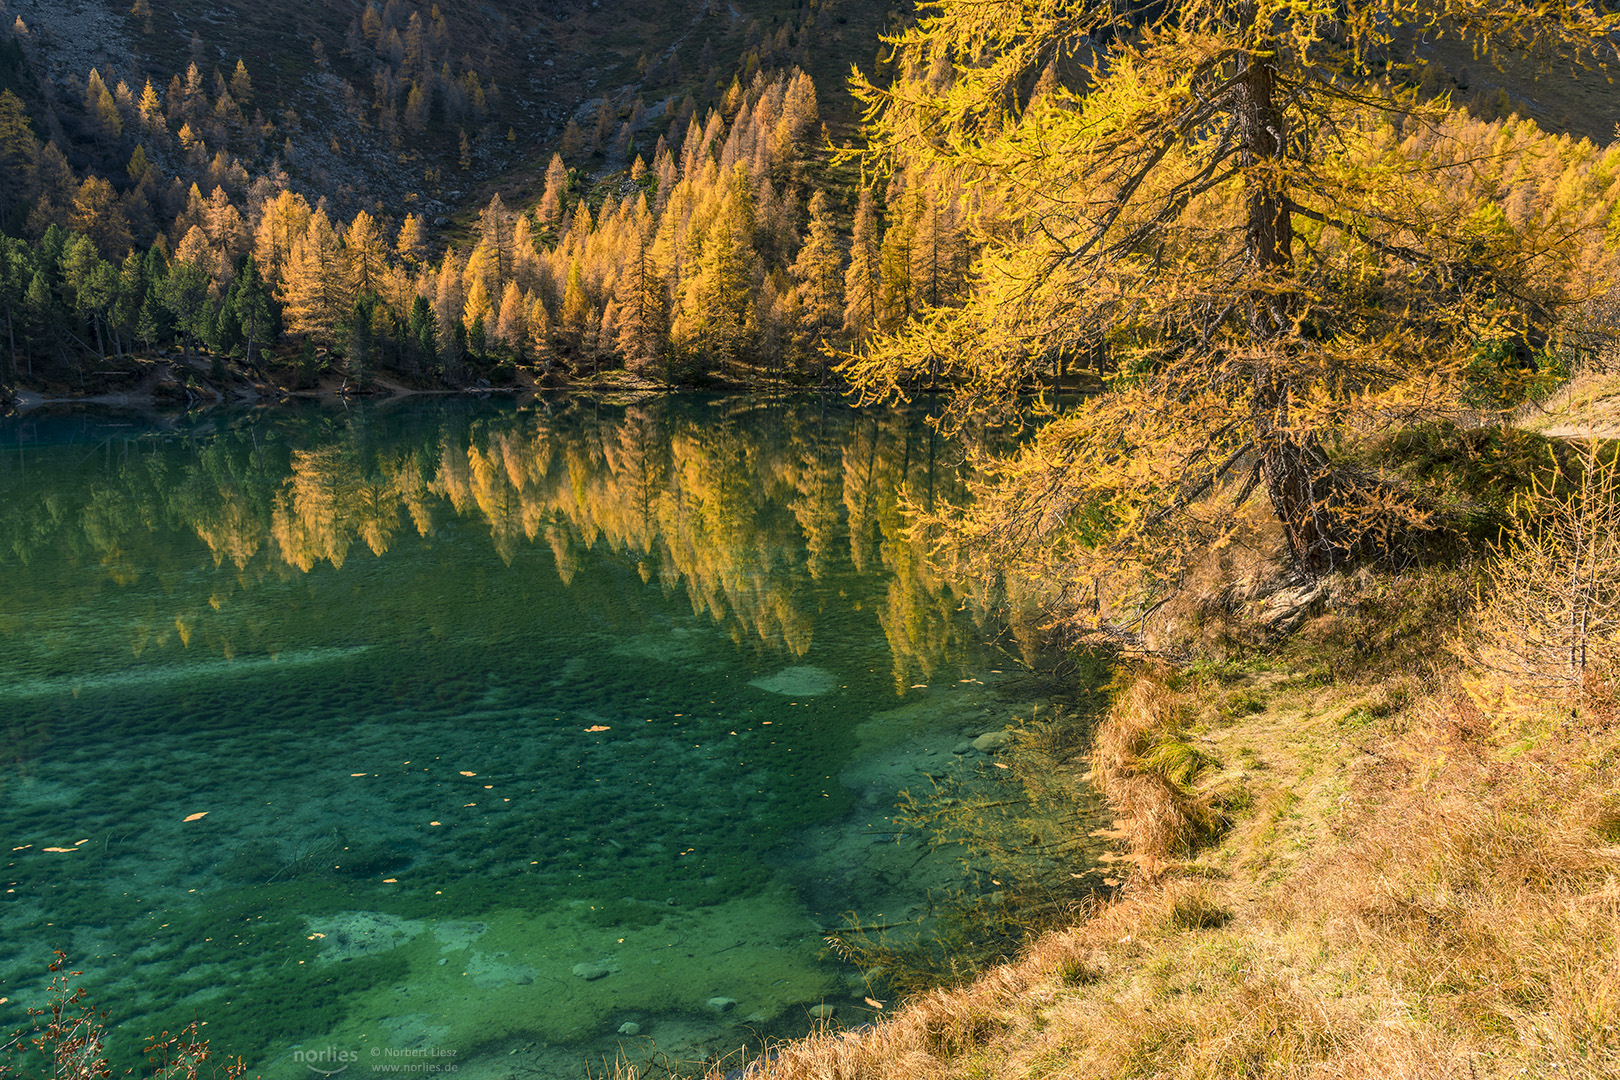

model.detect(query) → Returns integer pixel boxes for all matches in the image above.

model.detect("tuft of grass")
[1091,667,1223,878]
[1163,884,1231,932]
[1219,688,1268,719]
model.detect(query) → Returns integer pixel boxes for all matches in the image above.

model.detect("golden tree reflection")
[0,401,995,689]
[193,489,262,569]
[272,446,361,571]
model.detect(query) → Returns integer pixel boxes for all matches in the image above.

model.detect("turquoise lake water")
[0,397,1055,1080]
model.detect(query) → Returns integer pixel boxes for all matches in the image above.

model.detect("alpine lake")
[0,394,1083,1080]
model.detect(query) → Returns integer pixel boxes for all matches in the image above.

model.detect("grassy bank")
[673,445,1620,1080]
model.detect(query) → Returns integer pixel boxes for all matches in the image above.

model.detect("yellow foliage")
[843,0,1620,635]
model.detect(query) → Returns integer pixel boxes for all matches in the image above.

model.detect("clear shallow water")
[0,397,1040,1078]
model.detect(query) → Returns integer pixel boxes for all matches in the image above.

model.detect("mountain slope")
[3,0,888,226]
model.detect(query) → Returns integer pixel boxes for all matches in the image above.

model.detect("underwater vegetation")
[0,398,1038,1078]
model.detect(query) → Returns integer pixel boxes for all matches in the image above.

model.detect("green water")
[0,396,1038,1078]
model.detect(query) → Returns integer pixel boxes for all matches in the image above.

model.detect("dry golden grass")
[1519,369,1620,440]
[608,585,1620,1080]
[1089,668,1222,879]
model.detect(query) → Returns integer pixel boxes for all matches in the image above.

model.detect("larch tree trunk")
[1235,41,1341,577]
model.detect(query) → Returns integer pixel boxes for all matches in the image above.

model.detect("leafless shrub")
[1463,439,1620,714]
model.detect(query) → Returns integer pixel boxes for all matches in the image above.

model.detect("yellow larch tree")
[431,246,466,356]
[71,176,133,259]
[462,274,493,338]
[843,0,1620,633]
[493,280,526,356]
[395,212,427,265]
[253,189,312,284]
[344,210,389,297]
[280,208,350,343]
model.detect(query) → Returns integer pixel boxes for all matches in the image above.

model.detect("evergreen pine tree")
[615,200,670,379]
[232,253,274,366]
[112,250,146,355]
[159,259,211,364]
[408,294,438,372]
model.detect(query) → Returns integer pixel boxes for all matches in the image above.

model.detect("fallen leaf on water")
[584,725,610,732]
[183,812,209,822]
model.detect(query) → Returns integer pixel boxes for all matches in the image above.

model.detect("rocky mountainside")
[1,0,889,227]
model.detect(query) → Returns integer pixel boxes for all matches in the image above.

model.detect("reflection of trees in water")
[274,446,362,570]
[0,400,988,687]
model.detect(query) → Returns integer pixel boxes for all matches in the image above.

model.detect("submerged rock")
[748,666,837,696]
[433,920,489,952]
[572,961,610,980]
[707,996,739,1012]
[972,730,1011,753]
[305,911,425,960]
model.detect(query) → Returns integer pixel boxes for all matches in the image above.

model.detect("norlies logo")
[293,1046,358,1075]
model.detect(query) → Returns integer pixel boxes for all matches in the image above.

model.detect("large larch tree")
[844,0,1620,634]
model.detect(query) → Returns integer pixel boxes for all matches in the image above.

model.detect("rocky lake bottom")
[0,399,1057,1080]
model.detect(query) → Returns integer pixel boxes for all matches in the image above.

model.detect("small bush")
[1461,439,1620,716]
[2,954,244,1080]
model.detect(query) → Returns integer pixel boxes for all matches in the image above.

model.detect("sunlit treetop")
[858,0,1618,169]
